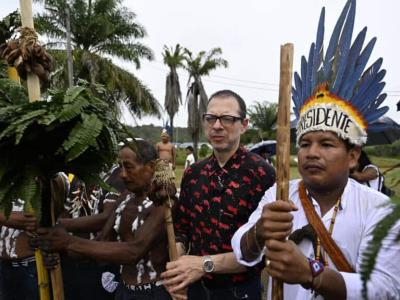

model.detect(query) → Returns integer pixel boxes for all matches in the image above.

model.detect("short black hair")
[186,146,194,152]
[122,140,158,164]
[208,90,246,118]
[357,150,372,171]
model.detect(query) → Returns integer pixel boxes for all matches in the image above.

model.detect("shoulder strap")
[378,173,383,191]
[298,181,355,273]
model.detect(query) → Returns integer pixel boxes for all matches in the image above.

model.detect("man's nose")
[212,118,224,129]
[306,143,320,158]
[120,167,127,178]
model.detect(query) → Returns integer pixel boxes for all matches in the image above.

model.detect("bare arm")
[39,205,166,265]
[211,252,246,274]
[58,212,109,233]
[162,251,246,293]
[172,145,176,167]
[350,166,378,182]
[58,201,117,233]
[0,212,37,231]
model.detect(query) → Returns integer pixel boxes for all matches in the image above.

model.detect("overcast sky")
[2,0,399,128]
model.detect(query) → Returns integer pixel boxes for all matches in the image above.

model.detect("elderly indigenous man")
[0,203,38,300]
[38,140,175,300]
[232,1,400,299]
[156,131,176,171]
[162,90,276,299]
[56,167,125,300]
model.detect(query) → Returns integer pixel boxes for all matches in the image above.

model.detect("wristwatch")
[202,256,215,273]
[301,258,324,290]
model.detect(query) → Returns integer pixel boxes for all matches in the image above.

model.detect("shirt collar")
[207,146,247,176]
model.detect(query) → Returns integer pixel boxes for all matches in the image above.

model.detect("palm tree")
[248,101,278,140]
[33,0,161,118]
[183,47,228,158]
[0,11,21,79]
[162,44,185,140]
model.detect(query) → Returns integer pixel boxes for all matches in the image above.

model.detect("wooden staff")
[165,200,179,261]
[153,159,179,261]
[19,1,64,299]
[271,43,294,300]
[19,0,40,102]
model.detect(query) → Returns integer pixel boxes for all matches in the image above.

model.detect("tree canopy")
[34,0,161,118]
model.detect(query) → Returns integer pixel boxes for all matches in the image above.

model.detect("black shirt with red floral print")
[175,146,276,287]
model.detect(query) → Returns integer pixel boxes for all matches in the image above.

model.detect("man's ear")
[348,146,361,171]
[240,118,249,133]
[146,160,156,171]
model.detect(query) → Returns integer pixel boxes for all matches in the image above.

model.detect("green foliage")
[0,61,7,78]
[199,144,211,158]
[364,140,400,158]
[0,80,119,218]
[241,128,263,145]
[360,197,400,299]
[0,10,21,44]
[248,101,278,140]
[33,0,160,118]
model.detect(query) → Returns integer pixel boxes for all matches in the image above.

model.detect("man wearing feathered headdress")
[232,1,400,299]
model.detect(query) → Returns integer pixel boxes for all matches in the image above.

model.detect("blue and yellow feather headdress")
[292,0,389,145]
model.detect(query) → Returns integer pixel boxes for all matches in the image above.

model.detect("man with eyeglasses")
[162,90,276,300]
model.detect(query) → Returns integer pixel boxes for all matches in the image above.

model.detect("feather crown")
[292,0,388,145]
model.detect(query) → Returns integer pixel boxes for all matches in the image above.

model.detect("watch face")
[204,259,214,273]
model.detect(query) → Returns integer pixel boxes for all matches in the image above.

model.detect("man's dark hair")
[357,150,372,172]
[186,146,194,152]
[122,140,158,164]
[208,90,247,118]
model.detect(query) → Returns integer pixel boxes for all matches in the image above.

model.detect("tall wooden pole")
[65,4,73,88]
[19,0,40,102]
[271,43,294,300]
[19,1,64,299]
[165,203,178,261]
[19,1,50,299]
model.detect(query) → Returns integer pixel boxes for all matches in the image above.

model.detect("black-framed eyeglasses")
[202,114,243,127]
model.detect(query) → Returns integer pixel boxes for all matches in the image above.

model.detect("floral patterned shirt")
[175,146,276,287]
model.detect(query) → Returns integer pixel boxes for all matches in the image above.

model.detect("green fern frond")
[25,184,42,223]
[64,85,86,103]
[360,198,400,299]
[0,82,119,220]
[0,109,47,143]
[0,179,14,217]
[63,114,103,162]
[58,95,90,122]
[0,79,28,106]
[0,157,7,183]
[16,166,39,206]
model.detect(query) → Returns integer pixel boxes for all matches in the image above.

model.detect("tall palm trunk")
[187,77,207,160]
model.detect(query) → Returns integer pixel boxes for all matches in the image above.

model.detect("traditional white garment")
[0,199,24,258]
[232,179,400,300]
[184,153,195,170]
[362,164,382,191]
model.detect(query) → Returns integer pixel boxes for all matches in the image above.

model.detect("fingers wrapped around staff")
[258,200,297,241]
